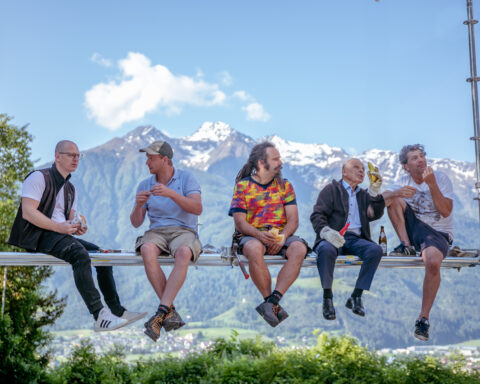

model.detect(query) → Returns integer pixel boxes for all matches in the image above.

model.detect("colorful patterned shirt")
[228,176,297,231]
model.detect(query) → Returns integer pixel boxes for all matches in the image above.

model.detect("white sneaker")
[121,309,147,326]
[93,308,128,332]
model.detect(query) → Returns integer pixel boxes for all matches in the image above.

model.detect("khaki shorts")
[135,226,202,262]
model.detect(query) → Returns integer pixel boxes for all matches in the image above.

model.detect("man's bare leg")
[420,246,443,319]
[275,241,306,294]
[160,246,192,307]
[141,242,167,300]
[243,239,271,298]
[386,197,411,245]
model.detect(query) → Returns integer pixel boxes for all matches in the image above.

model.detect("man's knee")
[286,241,307,263]
[423,249,443,272]
[140,243,160,261]
[387,196,406,210]
[242,239,266,258]
[174,246,192,266]
[315,241,337,259]
[367,244,383,261]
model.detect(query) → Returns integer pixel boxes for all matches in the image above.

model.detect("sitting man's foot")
[94,308,129,332]
[390,242,417,256]
[144,311,167,342]
[121,309,148,326]
[322,298,336,320]
[414,317,430,341]
[345,296,365,317]
[256,301,281,327]
[163,306,186,332]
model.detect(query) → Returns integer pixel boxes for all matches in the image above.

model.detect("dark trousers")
[314,232,383,291]
[36,231,124,317]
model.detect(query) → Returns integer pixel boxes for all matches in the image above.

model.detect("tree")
[0,114,66,382]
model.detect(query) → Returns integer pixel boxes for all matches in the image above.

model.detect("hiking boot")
[144,311,167,342]
[256,301,280,327]
[94,308,128,332]
[322,298,336,320]
[163,306,186,332]
[120,309,147,326]
[276,304,289,324]
[414,317,430,341]
[390,243,417,256]
[345,296,365,317]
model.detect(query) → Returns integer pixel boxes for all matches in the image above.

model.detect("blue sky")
[1,0,478,163]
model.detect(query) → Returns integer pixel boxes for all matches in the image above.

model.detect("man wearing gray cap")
[130,140,203,342]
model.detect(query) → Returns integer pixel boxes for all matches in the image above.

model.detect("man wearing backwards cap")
[130,140,203,341]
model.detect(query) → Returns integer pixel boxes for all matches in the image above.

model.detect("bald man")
[310,159,385,320]
[8,140,145,332]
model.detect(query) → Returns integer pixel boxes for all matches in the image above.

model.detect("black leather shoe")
[322,298,336,320]
[345,296,365,317]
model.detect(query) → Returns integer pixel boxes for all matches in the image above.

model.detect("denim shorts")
[404,204,452,258]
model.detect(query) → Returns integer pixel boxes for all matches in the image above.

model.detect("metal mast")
[465,0,480,220]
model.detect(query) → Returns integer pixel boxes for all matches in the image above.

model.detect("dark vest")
[8,164,75,251]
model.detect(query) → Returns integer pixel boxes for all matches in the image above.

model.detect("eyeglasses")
[59,152,84,160]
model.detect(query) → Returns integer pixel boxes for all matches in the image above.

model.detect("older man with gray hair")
[311,158,385,321]
[384,144,454,342]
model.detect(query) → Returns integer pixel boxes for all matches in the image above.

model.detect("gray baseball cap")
[139,140,174,159]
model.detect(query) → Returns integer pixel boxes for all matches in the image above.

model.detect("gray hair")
[399,144,426,165]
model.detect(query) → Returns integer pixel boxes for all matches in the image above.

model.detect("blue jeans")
[314,232,383,291]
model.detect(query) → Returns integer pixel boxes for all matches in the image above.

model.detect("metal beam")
[0,251,478,270]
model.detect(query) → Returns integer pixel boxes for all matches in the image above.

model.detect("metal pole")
[464,0,480,220]
[1,267,6,317]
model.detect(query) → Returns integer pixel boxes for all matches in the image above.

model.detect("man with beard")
[8,140,145,332]
[384,144,453,341]
[228,142,308,327]
[131,140,202,341]
[310,158,385,321]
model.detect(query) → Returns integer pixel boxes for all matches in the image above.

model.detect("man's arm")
[423,168,453,217]
[382,187,417,207]
[310,185,334,234]
[282,204,299,239]
[22,197,78,235]
[150,183,202,215]
[366,194,385,221]
[130,190,149,228]
[232,212,277,246]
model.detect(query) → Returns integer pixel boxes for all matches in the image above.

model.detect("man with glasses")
[8,140,145,332]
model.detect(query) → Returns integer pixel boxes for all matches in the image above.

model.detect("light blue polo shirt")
[342,179,362,233]
[135,168,201,231]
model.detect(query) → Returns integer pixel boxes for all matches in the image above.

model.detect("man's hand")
[320,226,345,248]
[56,221,80,235]
[368,171,383,197]
[150,183,172,198]
[267,232,285,255]
[422,166,436,187]
[396,186,417,198]
[74,225,88,236]
[258,231,277,247]
[136,190,151,206]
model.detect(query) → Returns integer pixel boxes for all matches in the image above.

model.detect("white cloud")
[90,52,112,67]
[85,52,226,130]
[219,71,233,86]
[243,102,270,122]
[232,90,251,101]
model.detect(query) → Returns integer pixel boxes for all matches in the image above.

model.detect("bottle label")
[380,243,387,256]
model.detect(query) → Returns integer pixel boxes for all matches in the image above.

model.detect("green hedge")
[46,332,480,384]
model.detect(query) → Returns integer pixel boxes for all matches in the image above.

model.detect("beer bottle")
[379,226,387,256]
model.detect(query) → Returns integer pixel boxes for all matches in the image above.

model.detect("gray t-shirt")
[135,168,201,231]
[391,170,454,239]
